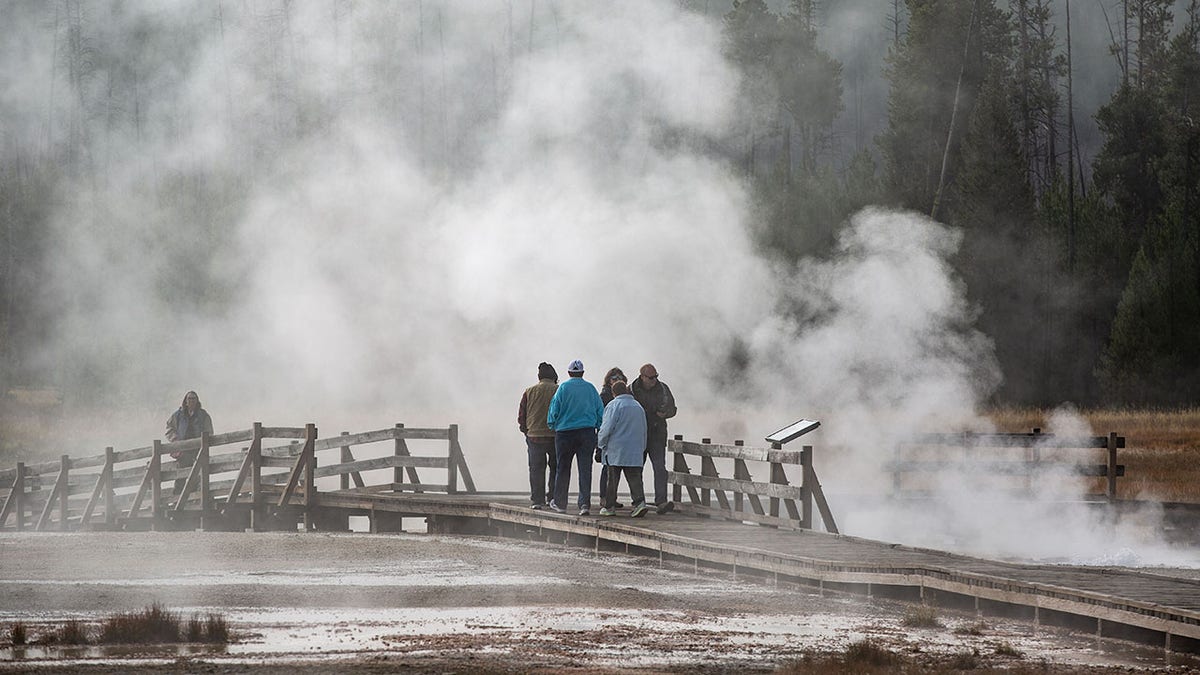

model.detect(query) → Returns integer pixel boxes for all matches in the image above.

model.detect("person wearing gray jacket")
[596,380,648,518]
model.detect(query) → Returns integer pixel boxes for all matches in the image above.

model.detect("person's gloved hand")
[594,447,602,463]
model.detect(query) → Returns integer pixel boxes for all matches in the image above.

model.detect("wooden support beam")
[339,432,365,490]
[1107,432,1119,502]
[80,448,114,528]
[150,441,163,530]
[447,425,459,494]
[700,455,731,511]
[448,424,476,493]
[225,423,262,506]
[36,456,69,531]
[5,463,25,530]
[732,459,766,516]
[395,423,423,493]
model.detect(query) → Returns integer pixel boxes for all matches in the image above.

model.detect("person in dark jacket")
[518,362,559,509]
[165,390,214,494]
[630,363,676,514]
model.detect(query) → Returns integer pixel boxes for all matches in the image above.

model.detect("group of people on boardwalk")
[518,360,676,517]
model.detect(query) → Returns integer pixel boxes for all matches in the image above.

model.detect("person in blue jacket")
[597,379,648,518]
[547,359,604,516]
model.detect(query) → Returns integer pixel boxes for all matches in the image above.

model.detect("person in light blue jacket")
[547,359,605,516]
[597,380,648,518]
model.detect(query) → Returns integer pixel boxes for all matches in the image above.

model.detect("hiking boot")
[531,503,545,510]
[656,501,674,515]
[549,503,567,514]
[631,503,649,518]
[599,507,616,517]
[578,507,591,516]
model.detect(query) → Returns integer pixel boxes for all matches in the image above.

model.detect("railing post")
[800,446,814,530]
[200,432,212,523]
[150,440,163,531]
[394,424,404,491]
[672,435,685,503]
[304,423,317,531]
[250,424,263,531]
[59,454,70,531]
[447,424,459,494]
[14,462,25,531]
[103,447,115,528]
[341,431,352,491]
[769,442,783,518]
[733,440,744,514]
[699,438,712,506]
[1106,432,1118,502]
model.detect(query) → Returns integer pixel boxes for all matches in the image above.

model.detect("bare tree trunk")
[930,0,979,221]
[1067,0,1076,272]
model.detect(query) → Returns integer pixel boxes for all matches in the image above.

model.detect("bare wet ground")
[0,531,1198,673]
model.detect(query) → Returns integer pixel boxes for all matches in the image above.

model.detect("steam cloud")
[1,1,1186,567]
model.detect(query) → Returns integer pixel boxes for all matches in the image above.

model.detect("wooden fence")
[0,422,475,532]
[667,435,838,533]
[890,429,1126,500]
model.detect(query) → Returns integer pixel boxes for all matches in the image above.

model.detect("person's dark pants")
[526,437,556,506]
[173,451,197,496]
[597,464,611,503]
[605,465,645,510]
[552,427,596,511]
[645,428,668,505]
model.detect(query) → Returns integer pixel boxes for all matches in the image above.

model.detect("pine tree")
[879,0,1012,213]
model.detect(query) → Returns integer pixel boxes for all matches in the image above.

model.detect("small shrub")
[99,603,181,644]
[203,614,229,643]
[953,621,987,636]
[56,619,91,645]
[9,622,26,645]
[901,605,943,628]
[947,647,981,670]
[844,638,900,667]
[994,640,1024,657]
[186,616,204,642]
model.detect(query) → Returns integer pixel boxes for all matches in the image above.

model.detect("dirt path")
[0,531,1197,673]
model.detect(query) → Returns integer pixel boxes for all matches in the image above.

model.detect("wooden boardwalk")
[2,422,1197,654]
[341,490,1200,654]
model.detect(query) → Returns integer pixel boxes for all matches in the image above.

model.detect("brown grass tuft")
[844,638,902,666]
[901,605,943,628]
[9,622,26,645]
[98,603,181,644]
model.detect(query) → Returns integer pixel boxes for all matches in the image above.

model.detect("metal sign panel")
[765,419,820,445]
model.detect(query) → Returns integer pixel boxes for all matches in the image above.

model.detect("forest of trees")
[0,0,1197,408]
[717,0,1200,406]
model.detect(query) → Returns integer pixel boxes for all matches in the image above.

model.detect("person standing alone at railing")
[165,390,214,495]
[630,363,676,514]
[518,362,559,510]
[547,359,604,516]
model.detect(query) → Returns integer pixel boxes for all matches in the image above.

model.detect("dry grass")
[900,606,943,628]
[986,407,1200,502]
[96,603,230,644]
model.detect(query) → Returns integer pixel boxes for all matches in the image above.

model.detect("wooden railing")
[0,422,475,532]
[890,429,1126,501]
[667,435,838,533]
